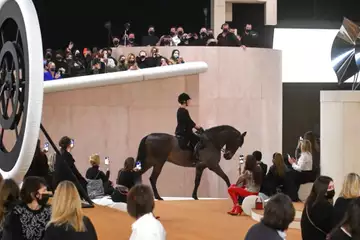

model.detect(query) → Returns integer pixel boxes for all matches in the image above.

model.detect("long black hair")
[305,176,333,209]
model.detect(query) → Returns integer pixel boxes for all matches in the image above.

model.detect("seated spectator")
[169,49,185,65]
[127,53,139,70]
[148,47,162,67]
[113,37,120,48]
[217,23,241,47]
[91,58,104,74]
[288,139,314,200]
[68,50,85,77]
[160,57,169,66]
[2,176,52,240]
[44,49,53,62]
[125,33,137,47]
[137,50,150,69]
[106,48,117,65]
[0,179,20,238]
[157,35,174,46]
[44,181,97,240]
[54,50,69,78]
[127,184,166,240]
[59,136,88,193]
[102,49,117,73]
[329,197,360,240]
[261,153,287,198]
[142,26,159,46]
[295,131,320,177]
[301,176,335,240]
[116,157,141,190]
[227,155,263,215]
[86,154,113,196]
[253,150,267,179]
[241,24,259,47]
[192,28,209,46]
[245,193,295,240]
[44,62,62,81]
[117,55,128,71]
[333,173,360,226]
[24,139,51,189]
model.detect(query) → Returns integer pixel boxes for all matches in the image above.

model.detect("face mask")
[223,28,229,33]
[108,52,112,57]
[128,59,135,64]
[113,41,119,46]
[120,58,125,63]
[56,56,62,61]
[140,55,146,59]
[170,32,175,37]
[36,193,50,206]
[178,31,183,35]
[173,53,179,58]
[200,32,207,37]
[50,67,56,72]
[325,190,335,199]
[149,30,154,35]
[129,38,134,42]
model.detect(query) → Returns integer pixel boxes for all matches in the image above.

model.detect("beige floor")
[84,200,302,240]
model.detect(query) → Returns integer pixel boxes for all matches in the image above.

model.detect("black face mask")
[325,190,335,199]
[113,41,119,46]
[50,68,56,72]
[170,32,175,37]
[200,32,207,37]
[208,33,214,38]
[36,193,51,206]
[149,30,154,35]
[178,31,183,35]
[128,59,135,64]
[140,55,146,60]
[223,28,229,33]
[120,59,125,63]
[128,38,134,43]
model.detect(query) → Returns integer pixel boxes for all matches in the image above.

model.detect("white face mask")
[173,53,179,58]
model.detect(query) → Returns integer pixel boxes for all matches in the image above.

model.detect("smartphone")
[299,136,303,141]
[287,153,291,160]
[239,155,244,164]
[135,161,142,170]
[44,142,49,152]
[104,157,109,165]
[70,139,74,148]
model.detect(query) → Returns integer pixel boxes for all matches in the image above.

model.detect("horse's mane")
[205,125,240,135]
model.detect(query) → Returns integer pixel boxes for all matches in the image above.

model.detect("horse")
[136,125,247,200]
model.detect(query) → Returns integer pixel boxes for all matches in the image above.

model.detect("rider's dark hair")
[262,193,295,231]
[252,150,262,161]
[127,184,155,219]
[244,154,262,185]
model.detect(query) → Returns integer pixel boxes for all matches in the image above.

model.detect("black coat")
[245,222,284,240]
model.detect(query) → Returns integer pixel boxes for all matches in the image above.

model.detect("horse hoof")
[156,197,164,201]
[192,195,199,200]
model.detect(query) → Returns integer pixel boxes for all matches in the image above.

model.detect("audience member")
[301,176,335,240]
[113,37,120,48]
[217,23,241,47]
[169,49,185,65]
[296,131,320,177]
[116,157,141,190]
[148,47,162,67]
[44,62,62,81]
[2,176,52,240]
[24,139,51,189]
[44,181,98,240]
[142,26,159,46]
[333,173,360,226]
[245,193,295,240]
[137,50,150,69]
[86,154,113,196]
[261,153,288,198]
[227,154,263,215]
[253,150,267,179]
[127,33,137,47]
[118,55,128,71]
[127,184,166,240]
[58,136,88,193]
[0,179,20,238]
[329,197,360,240]
[241,24,259,47]
[127,53,139,70]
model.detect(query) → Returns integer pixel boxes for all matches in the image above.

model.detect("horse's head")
[223,131,247,160]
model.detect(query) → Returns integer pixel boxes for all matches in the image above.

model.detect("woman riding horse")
[175,93,202,163]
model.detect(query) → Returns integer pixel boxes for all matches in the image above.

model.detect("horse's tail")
[136,135,149,166]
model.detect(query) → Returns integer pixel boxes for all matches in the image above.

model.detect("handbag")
[306,205,331,239]
[87,171,104,199]
[255,197,263,210]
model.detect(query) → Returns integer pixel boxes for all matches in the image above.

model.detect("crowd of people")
[43,23,257,81]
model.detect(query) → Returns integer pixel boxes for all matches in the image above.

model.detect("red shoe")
[229,205,242,216]
[227,206,236,215]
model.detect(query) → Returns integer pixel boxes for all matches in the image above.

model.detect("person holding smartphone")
[85,154,113,195]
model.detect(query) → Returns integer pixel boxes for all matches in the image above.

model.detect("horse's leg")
[149,162,166,201]
[192,164,207,200]
[209,164,231,188]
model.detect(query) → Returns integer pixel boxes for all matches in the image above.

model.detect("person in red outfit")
[227,154,263,215]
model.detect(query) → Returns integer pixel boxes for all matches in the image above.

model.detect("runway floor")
[84,200,302,240]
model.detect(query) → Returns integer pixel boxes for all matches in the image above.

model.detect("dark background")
[33,0,360,154]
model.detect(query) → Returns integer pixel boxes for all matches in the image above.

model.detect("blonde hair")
[273,153,286,177]
[49,181,86,232]
[89,154,100,166]
[339,173,360,199]
[301,139,312,154]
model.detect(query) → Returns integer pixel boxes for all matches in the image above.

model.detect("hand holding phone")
[70,139,74,148]
[135,161,142,171]
[44,142,49,152]
[239,155,244,165]
[104,157,110,165]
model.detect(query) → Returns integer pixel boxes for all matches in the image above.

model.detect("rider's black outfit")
[175,107,199,150]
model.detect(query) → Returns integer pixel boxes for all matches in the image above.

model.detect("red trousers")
[228,184,258,205]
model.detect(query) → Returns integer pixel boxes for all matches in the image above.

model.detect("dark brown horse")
[136,125,247,200]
